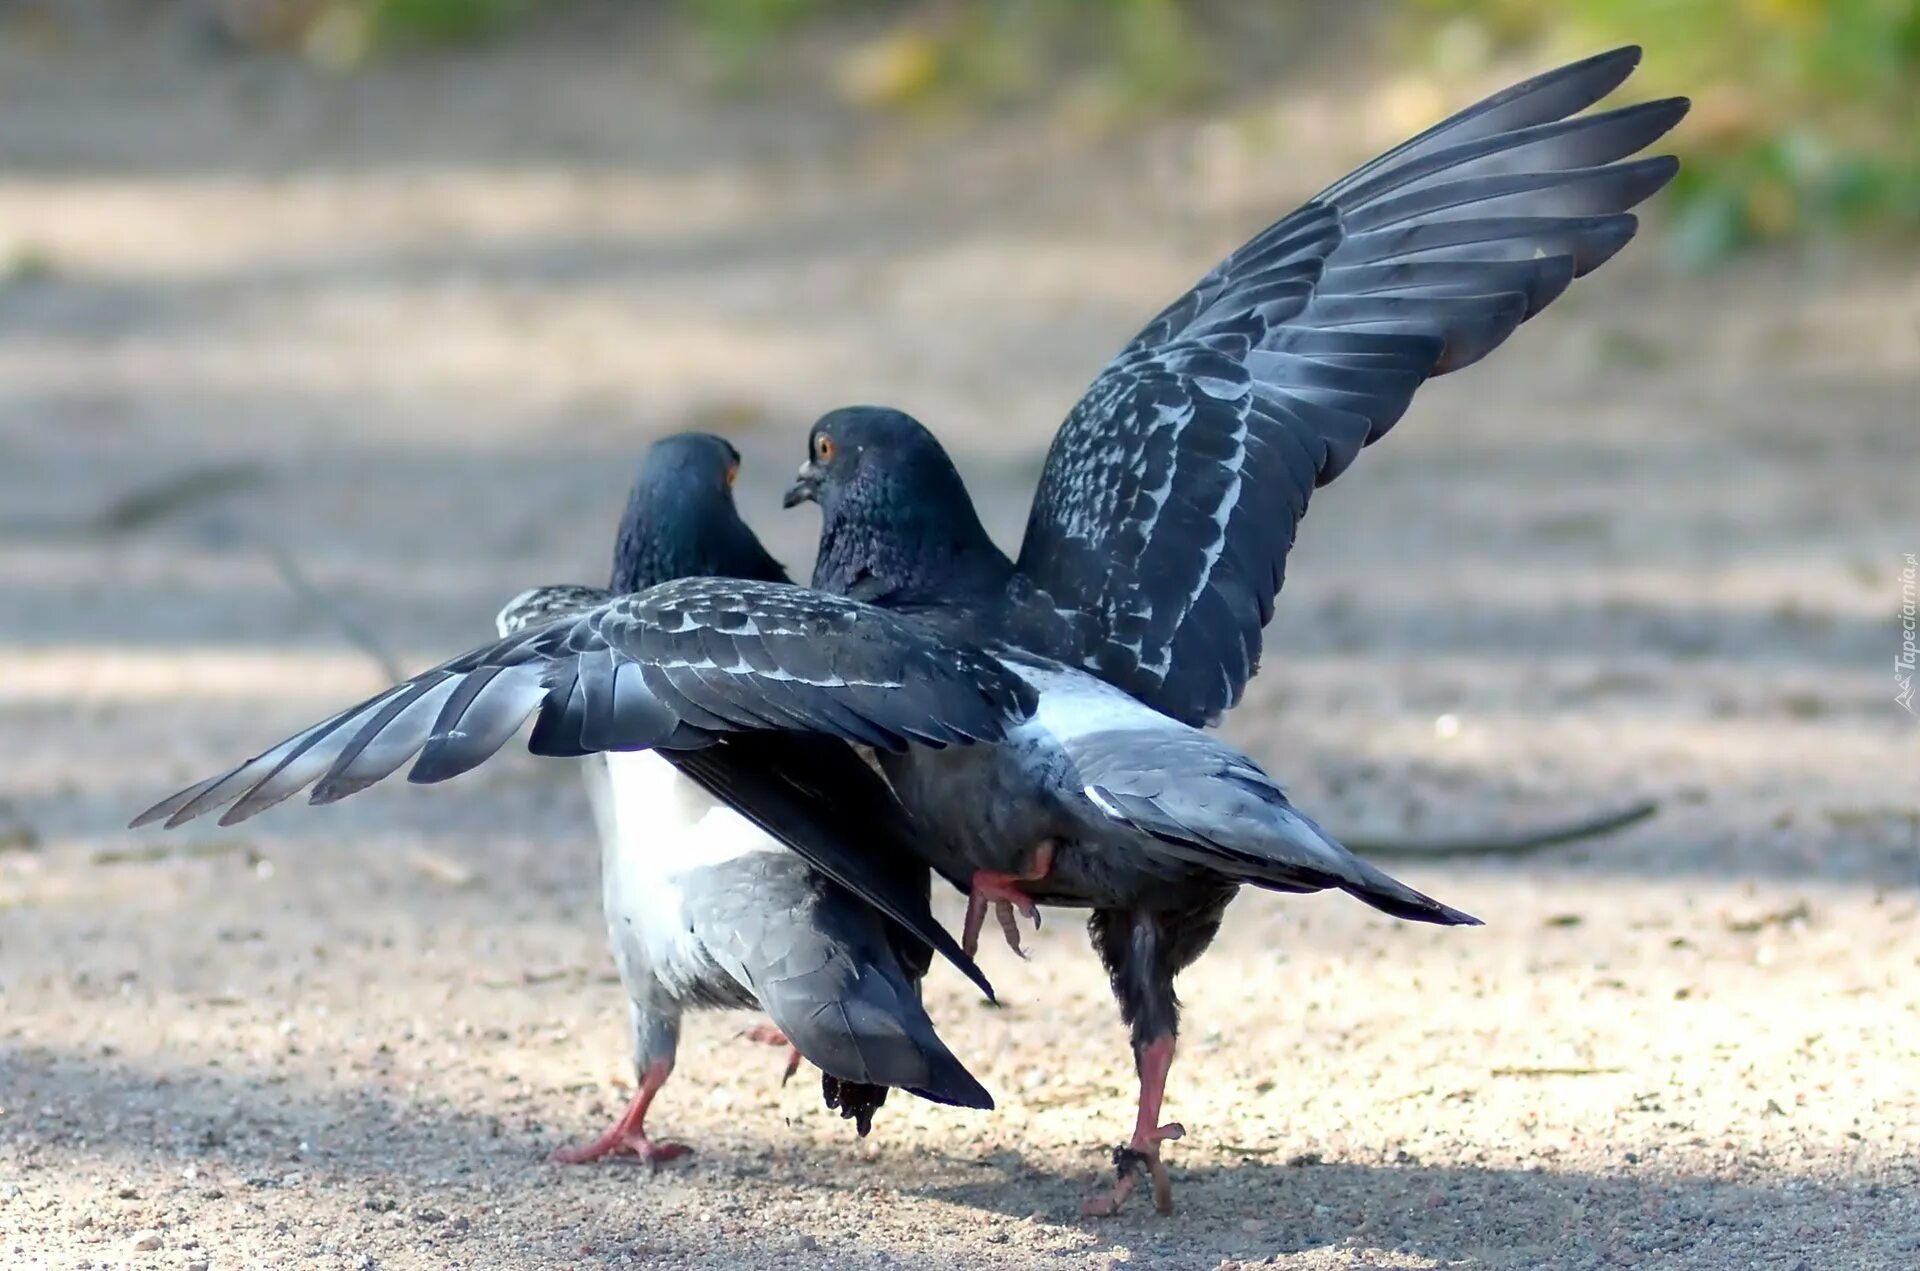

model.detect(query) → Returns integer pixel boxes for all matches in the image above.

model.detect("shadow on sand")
[6,1045,1908,1269]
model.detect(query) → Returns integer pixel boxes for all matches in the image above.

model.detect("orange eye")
[813,433,835,463]
[725,462,738,488]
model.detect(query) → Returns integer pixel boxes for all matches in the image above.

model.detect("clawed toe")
[549,1135,693,1168]
[1082,1126,1183,1216]
[637,1140,692,1167]
[964,890,1041,959]
[961,843,1056,960]
[549,1061,684,1169]
[993,899,1040,958]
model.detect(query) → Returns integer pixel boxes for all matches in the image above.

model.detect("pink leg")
[547,1060,691,1167]
[960,841,1056,959]
[745,1023,803,1083]
[1082,1035,1186,1216]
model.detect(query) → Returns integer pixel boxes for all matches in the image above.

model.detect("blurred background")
[2,3,1916,1268]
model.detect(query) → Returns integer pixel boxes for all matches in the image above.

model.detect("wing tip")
[213,802,260,829]
[127,799,176,830]
[1636,94,1693,132]
[953,949,996,1003]
[1566,43,1644,93]
[129,773,226,830]
[405,745,472,786]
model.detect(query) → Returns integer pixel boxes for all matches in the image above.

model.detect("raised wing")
[1015,47,1686,725]
[132,577,1036,829]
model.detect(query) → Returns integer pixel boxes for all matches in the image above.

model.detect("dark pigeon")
[134,433,1004,1159]
[781,49,1685,1214]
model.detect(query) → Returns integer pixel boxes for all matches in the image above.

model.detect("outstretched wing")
[497,584,995,1000]
[1014,47,1686,726]
[495,584,613,635]
[133,577,1036,829]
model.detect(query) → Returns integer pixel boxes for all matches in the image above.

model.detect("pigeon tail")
[903,1033,996,1110]
[1085,774,1481,928]
[761,960,993,1114]
[1266,803,1483,928]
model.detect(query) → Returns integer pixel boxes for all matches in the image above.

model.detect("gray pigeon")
[138,433,1003,1161]
[779,48,1685,1214]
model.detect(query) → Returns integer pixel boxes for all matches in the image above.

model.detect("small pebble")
[131,1230,162,1252]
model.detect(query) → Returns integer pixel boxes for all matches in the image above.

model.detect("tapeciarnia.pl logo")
[1899,552,1917,715]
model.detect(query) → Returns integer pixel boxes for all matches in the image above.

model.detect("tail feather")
[905,1038,996,1110]
[769,980,993,1112]
[1270,803,1483,927]
[1086,780,1481,928]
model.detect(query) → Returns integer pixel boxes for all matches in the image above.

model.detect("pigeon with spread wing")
[135,434,1010,1158]
[781,48,1686,1214]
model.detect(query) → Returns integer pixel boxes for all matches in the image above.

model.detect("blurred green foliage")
[232,0,532,65]
[369,0,531,45]
[1408,0,1920,265]
[671,0,1920,261]
[269,0,1920,262]
[667,0,1214,113]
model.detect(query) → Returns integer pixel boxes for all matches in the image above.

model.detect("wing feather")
[1015,48,1685,724]
[132,578,1035,829]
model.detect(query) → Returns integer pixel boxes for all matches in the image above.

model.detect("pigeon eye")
[814,434,835,464]
[725,463,738,489]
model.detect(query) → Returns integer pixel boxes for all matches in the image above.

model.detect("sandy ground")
[3,8,1918,1269]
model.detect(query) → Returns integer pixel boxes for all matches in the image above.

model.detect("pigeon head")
[784,406,1012,604]
[611,431,787,593]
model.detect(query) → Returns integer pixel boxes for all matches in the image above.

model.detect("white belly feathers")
[585,750,786,991]
[594,750,783,871]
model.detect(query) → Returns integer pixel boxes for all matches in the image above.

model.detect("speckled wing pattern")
[494,584,611,635]
[132,577,1037,829]
[1014,47,1687,726]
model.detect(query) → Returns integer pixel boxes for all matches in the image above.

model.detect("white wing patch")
[1001,657,1187,746]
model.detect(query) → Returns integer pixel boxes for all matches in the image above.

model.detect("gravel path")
[3,12,1917,1269]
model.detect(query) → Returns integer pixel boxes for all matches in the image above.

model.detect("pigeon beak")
[782,462,821,509]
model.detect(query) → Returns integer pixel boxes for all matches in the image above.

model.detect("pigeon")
[492,434,1000,1159]
[779,48,1686,1214]
[133,432,1019,1159]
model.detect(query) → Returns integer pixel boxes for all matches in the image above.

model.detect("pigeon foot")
[961,841,1056,959]
[1081,1121,1186,1216]
[548,1060,691,1168]
[548,1129,692,1167]
[1082,1034,1183,1215]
